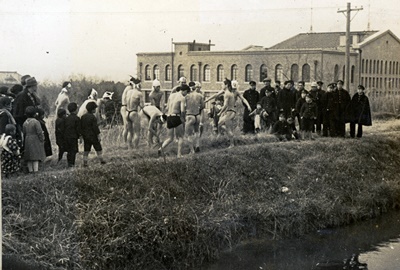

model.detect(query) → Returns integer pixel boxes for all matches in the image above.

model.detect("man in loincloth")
[158,84,189,158]
[140,105,167,147]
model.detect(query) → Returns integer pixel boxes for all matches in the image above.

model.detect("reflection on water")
[206,211,400,270]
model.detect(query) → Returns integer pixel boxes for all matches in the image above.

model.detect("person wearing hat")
[277,80,296,119]
[274,80,281,96]
[309,81,326,135]
[300,94,318,140]
[242,81,260,134]
[332,80,351,137]
[295,89,308,131]
[347,85,372,138]
[294,81,307,128]
[13,76,41,127]
[260,78,274,99]
[321,83,335,137]
[149,79,164,111]
[121,77,144,149]
[55,81,72,114]
[171,77,187,94]
[81,101,106,167]
[259,87,278,132]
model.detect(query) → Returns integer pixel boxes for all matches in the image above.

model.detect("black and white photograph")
[1,0,400,269]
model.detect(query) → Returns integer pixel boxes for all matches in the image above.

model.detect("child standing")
[300,94,318,140]
[23,106,45,173]
[64,103,81,168]
[1,124,21,177]
[36,108,52,158]
[208,98,223,135]
[55,108,67,162]
[249,102,266,133]
[80,102,106,167]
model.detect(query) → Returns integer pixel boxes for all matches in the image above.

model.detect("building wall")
[360,32,400,91]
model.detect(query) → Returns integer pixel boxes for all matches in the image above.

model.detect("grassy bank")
[3,121,400,269]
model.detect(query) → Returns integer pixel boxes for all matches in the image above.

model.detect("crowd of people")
[0,74,373,176]
[0,75,108,176]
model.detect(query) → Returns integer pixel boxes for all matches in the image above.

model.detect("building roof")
[269,31,378,50]
[355,29,400,48]
[0,71,21,85]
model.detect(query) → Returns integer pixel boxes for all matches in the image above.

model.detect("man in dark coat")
[328,80,351,137]
[309,81,326,135]
[277,80,296,119]
[348,85,372,138]
[242,81,259,134]
[259,88,277,131]
[321,83,335,137]
[13,76,41,127]
[259,78,275,99]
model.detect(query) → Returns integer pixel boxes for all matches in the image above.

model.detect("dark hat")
[188,81,196,87]
[0,86,8,95]
[327,83,337,88]
[284,80,292,85]
[179,85,190,92]
[249,81,256,86]
[298,81,305,85]
[317,81,324,85]
[300,89,309,94]
[278,113,286,118]
[266,87,275,93]
[0,96,12,108]
[357,85,365,90]
[67,102,78,113]
[263,78,271,82]
[337,80,344,84]
[57,108,67,118]
[305,93,312,98]
[25,106,37,117]
[62,81,71,88]
[25,77,38,87]
[21,75,31,86]
[275,80,281,85]
[129,76,141,85]
[9,84,23,95]
[86,101,98,112]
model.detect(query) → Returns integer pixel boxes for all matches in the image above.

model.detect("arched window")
[177,65,185,81]
[376,61,380,75]
[231,65,238,80]
[372,77,375,87]
[145,65,151,80]
[342,65,346,81]
[302,64,311,82]
[334,64,339,81]
[165,65,171,81]
[245,64,253,82]
[385,61,388,74]
[275,64,283,82]
[190,65,198,82]
[389,61,392,74]
[351,65,355,83]
[153,65,160,80]
[380,60,383,74]
[290,64,299,82]
[203,65,210,82]
[362,59,365,73]
[366,60,369,74]
[314,61,319,80]
[260,64,268,82]
[217,65,225,82]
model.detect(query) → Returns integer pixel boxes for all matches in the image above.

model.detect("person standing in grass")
[64,102,81,168]
[185,83,205,153]
[259,88,278,132]
[23,106,45,173]
[36,108,52,158]
[348,85,372,138]
[81,102,106,167]
[55,108,67,162]
[1,124,21,177]
[300,94,318,140]
[248,102,265,133]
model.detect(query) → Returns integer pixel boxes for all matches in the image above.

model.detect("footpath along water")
[206,210,400,270]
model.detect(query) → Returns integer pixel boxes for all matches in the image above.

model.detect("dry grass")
[3,116,400,269]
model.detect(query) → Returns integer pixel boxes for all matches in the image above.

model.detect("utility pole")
[338,3,363,92]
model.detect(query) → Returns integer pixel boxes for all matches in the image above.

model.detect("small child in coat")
[36,108,52,158]
[249,102,266,133]
[1,124,21,177]
[272,114,292,141]
[300,94,318,140]
[80,102,106,167]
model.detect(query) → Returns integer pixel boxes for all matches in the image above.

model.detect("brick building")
[136,29,400,96]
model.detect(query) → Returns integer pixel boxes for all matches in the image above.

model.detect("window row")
[360,77,399,89]
[361,59,400,75]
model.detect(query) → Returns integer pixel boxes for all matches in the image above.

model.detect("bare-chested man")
[205,79,251,148]
[121,77,144,148]
[158,84,189,158]
[149,79,165,111]
[171,77,187,94]
[185,85,205,153]
[140,105,167,146]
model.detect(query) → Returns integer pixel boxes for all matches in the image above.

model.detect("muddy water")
[206,211,400,270]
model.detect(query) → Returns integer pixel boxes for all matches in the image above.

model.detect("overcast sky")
[1,0,399,83]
